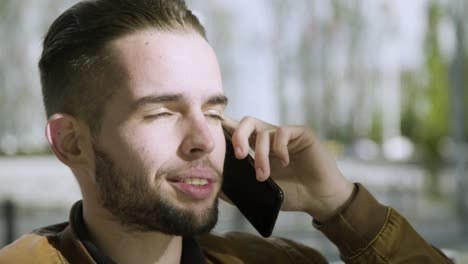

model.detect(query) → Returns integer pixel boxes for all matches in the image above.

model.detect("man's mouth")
[170,179,215,200]
[181,178,209,186]
[167,168,218,200]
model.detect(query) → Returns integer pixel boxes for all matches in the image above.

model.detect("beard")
[93,146,220,236]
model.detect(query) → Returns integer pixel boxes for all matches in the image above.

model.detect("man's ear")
[45,113,90,167]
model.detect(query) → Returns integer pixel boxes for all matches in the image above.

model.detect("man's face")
[92,30,226,235]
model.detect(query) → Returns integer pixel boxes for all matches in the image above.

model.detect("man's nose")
[179,114,215,160]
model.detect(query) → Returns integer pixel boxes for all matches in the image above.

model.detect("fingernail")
[235,147,242,157]
[256,167,263,180]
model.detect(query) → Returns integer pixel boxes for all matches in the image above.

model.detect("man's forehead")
[104,29,224,105]
[108,30,217,72]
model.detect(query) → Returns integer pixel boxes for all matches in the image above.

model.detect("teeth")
[182,178,208,186]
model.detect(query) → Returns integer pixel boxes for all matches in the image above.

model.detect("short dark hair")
[39,0,206,133]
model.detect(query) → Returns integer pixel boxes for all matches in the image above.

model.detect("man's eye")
[205,113,224,121]
[144,112,173,120]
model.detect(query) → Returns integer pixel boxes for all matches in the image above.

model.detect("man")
[0,0,452,263]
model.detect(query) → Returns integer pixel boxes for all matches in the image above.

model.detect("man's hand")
[222,116,355,222]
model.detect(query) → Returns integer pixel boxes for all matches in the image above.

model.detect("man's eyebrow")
[132,93,228,109]
[132,94,183,109]
[205,95,228,106]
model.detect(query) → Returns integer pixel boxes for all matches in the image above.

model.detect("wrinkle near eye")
[204,108,225,120]
[204,109,222,115]
[142,107,170,114]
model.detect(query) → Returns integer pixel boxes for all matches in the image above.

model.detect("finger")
[231,116,258,159]
[254,129,273,181]
[233,116,278,158]
[272,126,291,167]
[221,115,239,135]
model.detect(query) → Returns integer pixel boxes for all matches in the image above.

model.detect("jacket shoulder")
[198,232,327,264]
[0,222,69,264]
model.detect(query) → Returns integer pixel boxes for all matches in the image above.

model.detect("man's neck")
[82,200,183,264]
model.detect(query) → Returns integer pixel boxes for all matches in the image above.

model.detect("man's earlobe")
[46,113,86,166]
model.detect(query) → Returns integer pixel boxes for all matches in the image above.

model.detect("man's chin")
[172,198,219,220]
[109,199,219,236]
[164,199,219,236]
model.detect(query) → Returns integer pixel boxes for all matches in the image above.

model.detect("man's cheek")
[213,152,225,175]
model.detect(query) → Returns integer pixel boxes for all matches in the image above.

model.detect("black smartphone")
[222,128,284,237]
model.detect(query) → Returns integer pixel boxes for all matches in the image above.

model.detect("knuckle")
[240,116,255,124]
[276,126,287,137]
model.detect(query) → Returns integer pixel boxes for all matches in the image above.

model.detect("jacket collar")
[57,201,206,264]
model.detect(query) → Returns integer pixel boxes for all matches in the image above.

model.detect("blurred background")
[0,0,467,262]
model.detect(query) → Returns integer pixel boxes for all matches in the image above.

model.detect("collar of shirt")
[70,201,207,264]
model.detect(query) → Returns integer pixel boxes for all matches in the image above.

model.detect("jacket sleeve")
[313,183,453,263]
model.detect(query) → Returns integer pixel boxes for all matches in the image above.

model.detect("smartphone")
[222,128,284,237]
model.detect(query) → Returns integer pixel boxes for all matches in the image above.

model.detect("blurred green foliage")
[401,1,467,195]
[402,3,448,154]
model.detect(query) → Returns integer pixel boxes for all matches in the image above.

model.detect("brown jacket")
[0,184,452,263]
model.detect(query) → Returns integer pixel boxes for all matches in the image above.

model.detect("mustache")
[158,157,223,179]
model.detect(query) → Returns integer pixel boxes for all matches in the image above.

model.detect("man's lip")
[166,168,218,183]
[166,167,219,200]
[170,181,215,200]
